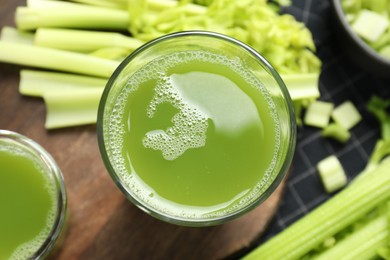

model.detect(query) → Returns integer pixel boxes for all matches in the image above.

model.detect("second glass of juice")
[98,31,296,226]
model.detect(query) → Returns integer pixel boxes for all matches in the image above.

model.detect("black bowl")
[329,0,390,77]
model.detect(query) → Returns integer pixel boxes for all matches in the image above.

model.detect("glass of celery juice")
[98,31,296,226]
[0,130,67,259]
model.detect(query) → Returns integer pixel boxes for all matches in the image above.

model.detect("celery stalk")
[34,28,144,52]
[19,70,106,97]
[44,88,103,129]
[0,41,119,77]
[0,26,34,45]
[16,4,129,31]
[27,0,77,8]
[70,0,127,10]
[89,47,130,60]
[321,123,351,143]
[243,158,390,260]
[304,101,334,128]
[280,73,320,100]
[315,214,388,260]
[331,101,362,130]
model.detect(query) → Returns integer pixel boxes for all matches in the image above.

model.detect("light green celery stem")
[243,158,390,260]
[44,88,103,129]
[0,41,119,77]
[89,47,130,60]
[280,73,320,100]
[0,26,34,45]
[70,0,127,9]
[34,28,144,52]
[27,0,77,8]
[19,70,106,97]
[16,4,129,31]
[315,214,388,260]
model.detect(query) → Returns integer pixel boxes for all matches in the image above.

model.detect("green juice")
[0,142,58,259]
[104,49,285,219]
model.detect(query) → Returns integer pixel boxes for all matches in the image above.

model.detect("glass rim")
[0,129,67,258]
[97,30,296,226]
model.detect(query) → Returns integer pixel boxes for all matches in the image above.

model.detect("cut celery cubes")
[351,9,389,42]
[304,101,334,128]
[332,101,362,130]
[317,155,348,193]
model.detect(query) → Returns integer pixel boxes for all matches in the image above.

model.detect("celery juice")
[98,32,295,225]
[0,131,66,259]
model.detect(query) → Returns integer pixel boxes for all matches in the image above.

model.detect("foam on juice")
[143,72,209,161]
[106,50,281,218]
[0,144,58,260]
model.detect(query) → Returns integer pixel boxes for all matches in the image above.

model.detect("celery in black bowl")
[329,0,390,77]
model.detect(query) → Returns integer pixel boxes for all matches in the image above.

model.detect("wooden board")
[0,1,287,258]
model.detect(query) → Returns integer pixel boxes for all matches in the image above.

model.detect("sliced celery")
[315,214,388,260]
[351,9,389,42]
[34,28,143,53]
[16,4,129,31]
[304,101,334,128]
[322,123,351,143]
[43,88,103,129]
[317,155,348,193]
[243,158,390,259]
[89,47,130,60]
[280,73,320,100]
[70,0,127,10]
[0,26,34,45]
[19,70,106,97]
[0,41,119,77]
[331,101,362,130]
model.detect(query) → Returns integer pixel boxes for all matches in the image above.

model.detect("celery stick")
[16,4,129,31]
[19,70,106,97]
[317,155,348,193]
[315,214,388,260]
[0,26,34,45]
[321,123,351,143]
[89,47,130,60]
[44,88,103,129]
[27,0,77,8]
[331,101,362,130]
[34,28,143,52]
[70,0,127,10]
[280,73,320,100]
[243,158,390,259]
[0,41,119,77]
[304,101,334,128]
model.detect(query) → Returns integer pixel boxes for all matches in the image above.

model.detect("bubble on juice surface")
[106,50,282,218]
[142,72,209,160]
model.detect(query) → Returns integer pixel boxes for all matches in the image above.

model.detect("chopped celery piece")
[315,214,388,260]
[379,45,390,59]
[304,101,334,128]
[16,4,129,31]
[0,41,119,77]
[322,123,351,143]
[243,158,390,259]
[351,9,389,42]
[43,88,103,129]
[0,26,34,45]
[280,73,320,100]
[317,155,348,193]
[331,101,362,130]
[19,70,106,97]
[34,28,144,53]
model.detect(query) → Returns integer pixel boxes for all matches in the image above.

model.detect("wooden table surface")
[0,1,287,259]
